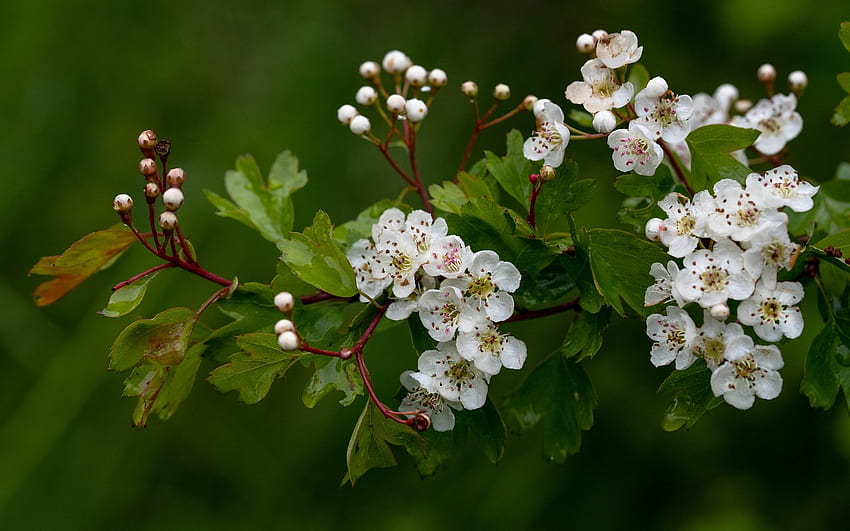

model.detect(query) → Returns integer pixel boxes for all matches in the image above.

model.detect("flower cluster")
[644,165,819,409]
[346,208,526,430]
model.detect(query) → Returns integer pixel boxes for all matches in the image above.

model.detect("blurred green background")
[4,1,850,529]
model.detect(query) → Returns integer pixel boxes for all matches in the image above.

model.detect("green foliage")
[835,23,850,126]
[278,210,357,297]
[429,172,497,215]
[657,363,723,431]
[484,130,533,209]
[561,308,611,361]
[567,109,593,129]
[627,63,650,92]
[464,398,507,464]
[514,255,576,309]
[334,199,404,246]
[503,352,595,463]
[686,124,760,191]
[614,167,674,231]
[204,151,307,242]
[565,230,604,313]
[109,307,197,372]
[99,271,162,318]
[29,227,138,306]
[203,282,280,362]
[789,163,850,236]
[344,401,427,485]
[302,356,363,408]
[535,159,596,234]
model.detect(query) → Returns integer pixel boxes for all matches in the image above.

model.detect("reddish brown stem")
[111,262,175,291]
[658,139,694,196]
[457,102,520,174]
[146,203,161,251]
[377,144,415,186]
[300,344,343,357]
[527,179,542,228]
[175,224,195,264]
[404,123,433,214]
[503,297,581,323]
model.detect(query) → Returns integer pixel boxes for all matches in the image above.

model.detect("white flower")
[710,344,784,410]
[644,260,684,307]
[422,235,473,279]
[346,239,393,302]
[565,58,634,113]
[595,30,643,69]
[734,93,802,156]
[399,371,460,432]
[745,165,819,212]
[656,191,713,258]
[404,209,448,255]
[457,322,527,375]
[607,122,664,176]
[634,77,694,143]
[385,273,435,321]
[694,312,754,370]
[676,238,755,308]
[443,250,521,324]
[737,280,804,342]
[523,101,570,167]
[372,229,426,298]
[411,342,490,409]
[371,207,406,241]
[708,179,787,243]
[742,226,799,290]
[418,285,469,341]
[646,307,698,369]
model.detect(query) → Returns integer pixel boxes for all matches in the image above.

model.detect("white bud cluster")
[272,292,300,351]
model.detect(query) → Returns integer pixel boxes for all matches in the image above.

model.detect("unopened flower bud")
[359,60,380,79]
[591,29,608,41]
[349,115,371,135]
[428,68,447,88]
[532,98,551,117]
[144,181,160,199]
[788,70,808,91]
[274,318,295,335]
[355,86,378,106]
[645,217,664,241]
[274,291,295,313]
[493,83,511,101]
[592,110,617,133]
[644,76,669,98]
[138,158,157,177]
[523,95,538,111]
[405,65,428,87]
[138,130,157,150]
[528,173,539,184]
[386,94,406,113]
[540,165,556,181]
[277,331,300,351]
[337,104,358,125]
[576,33,595,53]
[405,98,428,123]
[166,168,185,188]
[757,63,776,83]
[734,99,753,113]
[714,84,739,109]
[382,50,412,74]
[159,211,178,231]
[710,303,730,321]
[461,80,478,98]
[409,413,431,432]
[162,187,184,211]
[113,193,134,213]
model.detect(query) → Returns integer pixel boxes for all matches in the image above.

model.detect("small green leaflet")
[564,230,603,314]
[503,352,595,463]
[302,356,363,408]
[788,163,850,237]
[686,124,760,192]
[30,227,138,306]
[109,307,197,372]
[627,63,650,93]
[429,172,500,215]
[204,151,307,243]
[464,398,507,464]
[841,21,850,52]
[837,24,850,125]
[99,271,162,318]
[561,308,611,361]
[343,401,427,485]
[484,129,533,209]
[657,362,723,431]
[614,167,674,200]
[277,210,357,297]
[801,308,850,412]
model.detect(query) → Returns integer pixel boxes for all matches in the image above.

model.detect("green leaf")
[295,301,350,343]
[503,353,595,463]
[657,362,723,431]
[789,164,850,235]
[567,109,594,129]
[802,323,841,409]
[514,255,575,309]
[838,72,850,94]
[465,399,507,464]
[618,198,662,232]
[122,362,168,427]
[586,228,669,316]
[561,308,611,361]
[535,159,596,233]
[277,210,357,297]
[429,181,468,214]
[833,95,850,127]
[204,151,306,243]
[840,21,850,53]
[627,63,650,92]
[98,271,162,318]
[109,307,197,372]
[302,356,362,408]
[202,283,280,362]
[484,130,533,209]
[30,227,138,306]
[614,166,674,200]
[208,333,305,404]
[686,124,760,191]
[344,401,427,485]
[564,230,604,313]
[152,343,205,422]
[412,428,457,477]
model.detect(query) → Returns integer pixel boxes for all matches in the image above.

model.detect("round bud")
[788,70,808,91]
[592,110,617,133]
[382,50,412,74]
[138,130,157,150]
[714,84,739,109]
[166,168,185,188]
[349,115,371,135]
[159,211,178,231]
[522,95,538,111]
[274,291,295,313]
[138,158,157,177]
[493,83,511,101]
[710,303,730,322]
[274,318,295,335]
[591,29,608,41]
[113,193,134,213]
[162,187,184,211]
[757,63,776,83]
[359,60,380,79]
[277,331,300,351]
[337,104,358,125]
[528,174,539,184]
[428,68,447,88]
[404,98,428,123]
[539,165,556,181]
[576,33,595,53]
[644,76,669,98]
[155,140,171,158]
[645,217,664,241]
[405,65,428,87]
[386,94,406,114]
[144,181,160,199]
[355,86,378,106]
[461,80,478,98]
[734,99,753,113]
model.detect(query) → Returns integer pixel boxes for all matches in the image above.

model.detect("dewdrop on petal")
[405,65,428,87]
[493,83,511,101]
[166,168,185,188]
[758,63,776,83]
[359,60,380,79]
[382,50,412,74]
[428,68,447,88]
[274,291,295,313]
[349,115,371,135]
[138,158,157,177]
[710,303,730,321]
[274,318,295,335]
[159,211,178,231]
[405,98,428,122]
[386,94,406,114]
[576,33,595,53]
[277,331,299,351]
[355,86,378,106]
[138,130,157,150]
[337,104,358,125]
[162,187,184,211]
[788,70,808,91]
[461,81,478,98]
[593,110,617,133]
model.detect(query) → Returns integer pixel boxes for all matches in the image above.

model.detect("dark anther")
[155,139,172,158]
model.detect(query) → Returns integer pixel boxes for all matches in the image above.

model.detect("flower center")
[440,302,460,325]
[699,266,729,292]
[763,241,788,265]
[733,205,760,227]
[391,252,414,274]
[733,355,758,380]
[446,359,475,389]
[759,298,782,323]
[759,117,781,134]
[652,97,678,126]
[675,215,695,236]
[467,274,495,299]
[477,328,504,354]
[698,336,726,366]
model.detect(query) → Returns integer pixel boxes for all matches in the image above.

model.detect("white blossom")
[399,371,460,432]
[675,238,755,308]
[710,344,784,410]
[443,250,521,324]
[644,260,684,307]
[708,179,787,243]
[694,312,754,370]
[745,165,819,212]
[656,191,713,258]
[565,58,634,113]
[742,226,799,290]
[523,101,570,167]
[595,30,643,69]
[737,280,804,342]
[607,122,664,176]
[646,307,698,369]
[634,77,694,143]
[372,229,426,298]
[346,238,393,302]
[411,342,490,409]
[422,235,473,279]
[457,322,527,375]
[733,93,802,156]
[418,285,469,341]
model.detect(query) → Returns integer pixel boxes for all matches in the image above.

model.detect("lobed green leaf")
[657,362,723,431]
[561,307,611,361]
[686,124,760,191]
[109,307,197,372]
[484,130,533,209]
